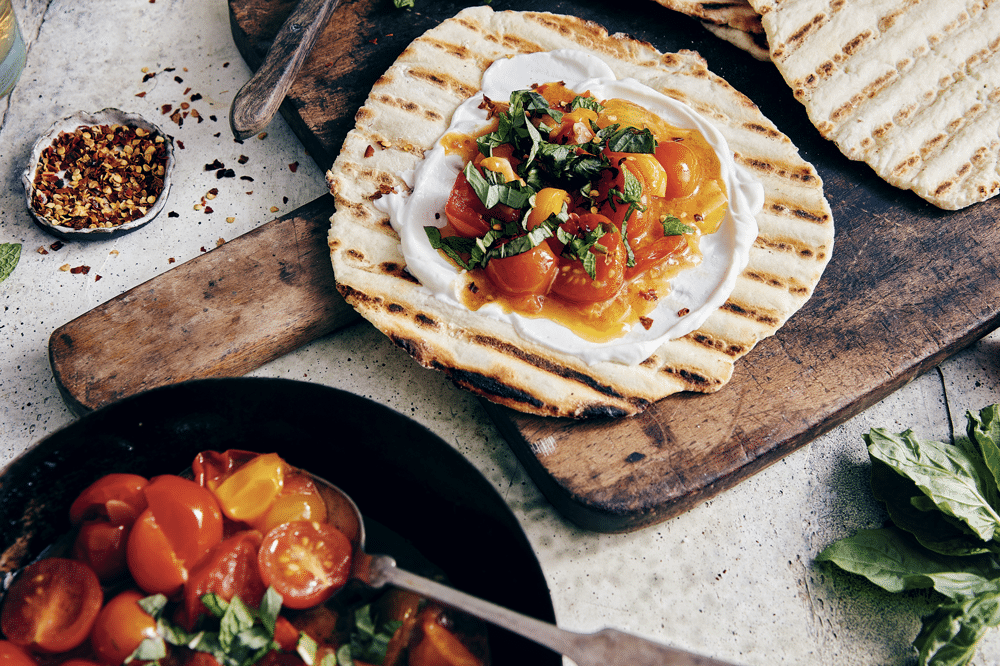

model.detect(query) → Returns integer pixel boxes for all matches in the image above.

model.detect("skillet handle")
[366,554,742,666]
[229,0,340,141]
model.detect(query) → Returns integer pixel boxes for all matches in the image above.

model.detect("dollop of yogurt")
[378,50,763,365]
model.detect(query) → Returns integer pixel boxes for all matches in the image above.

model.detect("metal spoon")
[315,476,744,666]
[229,0,341,141]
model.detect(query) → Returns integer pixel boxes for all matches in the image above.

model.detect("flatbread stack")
[646,0,771,61]
[327,7,834,419]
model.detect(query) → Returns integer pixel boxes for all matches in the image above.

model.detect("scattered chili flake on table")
[31,124,169,230]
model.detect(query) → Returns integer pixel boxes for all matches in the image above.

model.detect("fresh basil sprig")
[817,405,1000,666]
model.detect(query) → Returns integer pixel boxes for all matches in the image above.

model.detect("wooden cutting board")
[51,0,1000,533]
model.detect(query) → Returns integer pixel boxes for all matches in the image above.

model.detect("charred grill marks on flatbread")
[327,7,833,418]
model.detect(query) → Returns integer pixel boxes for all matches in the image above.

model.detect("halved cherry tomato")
[69,473,149,525]
[525,188,569,231]
[179,530,266,631]
[409,611,483,666]
[258,521,352,610]
[192,449,260,492]
[627,234,689,279]
[655,140,701,199]
[126,475,223,596]
[89,590,158,666]
[0,558,103,654]
[213,453,285,524]
[551,214,626,304]
[0,641,38,666]
[484,241,559,313]
[71,520,130,582]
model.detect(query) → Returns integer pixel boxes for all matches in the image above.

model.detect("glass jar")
[0,0,25,98]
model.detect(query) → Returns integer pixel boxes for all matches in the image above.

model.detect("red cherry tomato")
[551,214,626,304]
[192,449,260,492]
[179,531,266,631]
[484,241,559,312]
[0,558,103,654]
[89,590,158,666]
[258,521,352,610]
[0,641,38,666]
[444,171,520,238]
[69,473,149,525]
[71,520,130,582]
[654,140,702,199]
[272,616,300,653]
[126,475,224,596]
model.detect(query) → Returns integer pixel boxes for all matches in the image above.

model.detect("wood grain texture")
[49,195,358,415]
[51,0,999,532]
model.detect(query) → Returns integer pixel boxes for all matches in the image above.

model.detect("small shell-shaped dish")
[22,108,175,240]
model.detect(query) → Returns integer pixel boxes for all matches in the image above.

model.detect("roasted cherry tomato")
[444,171,519,238]
[179,530,266,631]
[127,475,223,596]
[72,520,130,582]
[258,521,352,610]
[409,612,483,666]
[89,590,158,666]
[69,474,149,525]
[0,558,103,654]
[627,233,688,279]
[655,139,701,199]
[272,616,300,653]
[192,449,260,492]
[213,452,285,524]
[0,641,38,666]
[258,469,328,534]
[484,241,559,312]
[551,214,626,304]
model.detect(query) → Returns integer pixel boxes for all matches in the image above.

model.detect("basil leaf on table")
[819,405,1000,666]
[0,243,21,284]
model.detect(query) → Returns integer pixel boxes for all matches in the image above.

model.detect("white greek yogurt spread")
[378,50,763,365]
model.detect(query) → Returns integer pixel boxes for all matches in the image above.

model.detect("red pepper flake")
[168,211,179,218]
[191,93,203,102]
[142,72,155,82]
[36,246,48,255]
[204,206,213,214]
[370,38,378,45]
[288,162,299,173]
[95,274,102,281]
[639,316,654,330]
[204,159,224,171]
[50,241,64,251]
[216,169,235,179]
[135,91,147,98]
[174,76,183,83]
[200,246,208,252]
[161,104,172,114]
[364,145,375,158]
[677,308,690,317]
[240,176,254,182]
[282,196,288,204]
[168,257,175,263]
[70,265,91,275]
[223,62,230,67]
[237,155,249,164]
[210,115,217,122]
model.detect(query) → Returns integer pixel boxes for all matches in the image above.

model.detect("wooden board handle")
[49,195,358,414]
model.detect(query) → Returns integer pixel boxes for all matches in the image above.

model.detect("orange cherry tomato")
[89,590,158,666]
[655,140,702,199]
[192,450,260,492]
[484,241,559,310]
[0,641,38,666]
[69,473,149,525]
[551,214,626,304]
[257,469,328,534]
[179,530,266,631]
[409,614,483,666]
[627,234,689,279]
[126,475,223,596]
[258,521,352,610]
[213,452,285,524]
[444,171,519,238]
[0,558,103,654]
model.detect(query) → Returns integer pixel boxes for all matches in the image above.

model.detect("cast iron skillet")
[0,377,558,665]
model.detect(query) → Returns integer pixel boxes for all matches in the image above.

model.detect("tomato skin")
[484,242,558,313]
[627,234,689,279]
[408,612,483,666]
[89,590,158,666]
[0,641,37,666]
[0,558,103,654]
[551,214,626,304]
[444,171,520,239]
[654,140,701,199]
[127,475,224,597]
[71,520,130,582]
[69,474,149,525]
[179,531,266,631]
[272,617,299,653]
[258,521,352,610]
[192,450,260,492]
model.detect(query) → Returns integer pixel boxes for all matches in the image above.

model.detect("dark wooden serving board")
[51,0,1000,532]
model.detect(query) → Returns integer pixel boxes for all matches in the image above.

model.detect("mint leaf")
[662,215,695,236]
[866,428,1000,542]
[0,243,21,284]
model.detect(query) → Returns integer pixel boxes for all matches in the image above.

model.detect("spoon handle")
[366,555,741,666]
[229,0,340,141]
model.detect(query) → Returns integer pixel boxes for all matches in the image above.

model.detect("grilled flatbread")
[746,0,1000,210]
[327,7,833,419]
[647,0,764,35]
[700,20,771,61]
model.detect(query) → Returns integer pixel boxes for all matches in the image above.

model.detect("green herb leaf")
[914,583,1000,666]
[605,125,656,154]
[968,405,1000,491]
[570,95,604,113]
[0,243,21,284]
[662,215,695,236]
[393,0,414,8]
[345,605,403,665]
[866,428,1000,542]
[296,633,318,666]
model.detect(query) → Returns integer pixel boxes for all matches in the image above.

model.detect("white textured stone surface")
[1,2,999,665]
